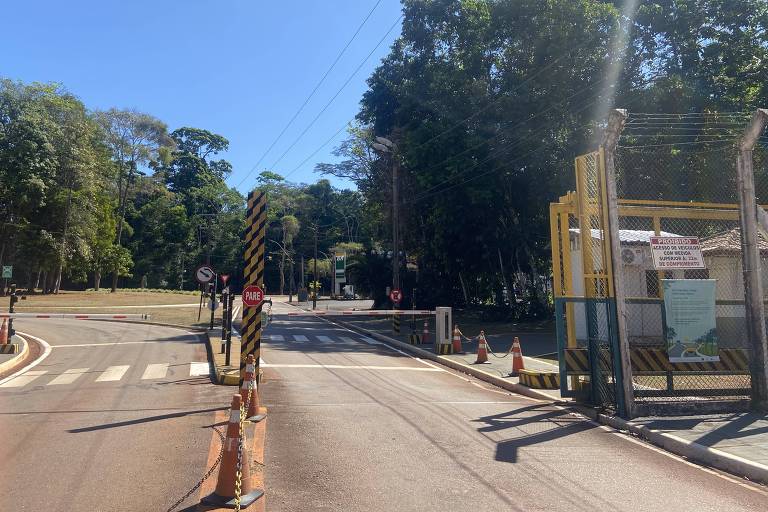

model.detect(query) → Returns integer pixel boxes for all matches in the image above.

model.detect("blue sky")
[0,0,403,192]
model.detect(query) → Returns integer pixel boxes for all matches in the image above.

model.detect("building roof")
[569,228,680,245]
[700,228,768,255]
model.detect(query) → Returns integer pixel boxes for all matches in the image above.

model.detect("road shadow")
[67,406,226,433]
[638,412,768,447]
[472,404,597,463]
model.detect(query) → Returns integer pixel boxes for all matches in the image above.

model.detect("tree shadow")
[472,404,598,463]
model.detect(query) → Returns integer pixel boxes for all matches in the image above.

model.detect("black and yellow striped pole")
[241,190,267,385]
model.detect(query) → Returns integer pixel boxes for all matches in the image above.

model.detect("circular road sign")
[390,289,403,303]
[242,285,265,308]
[195,265,215,284]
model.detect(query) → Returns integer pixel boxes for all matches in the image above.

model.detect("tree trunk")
[140,275,147,289]
[34,268,41,291]
[53,264,63,294]
[458,272,470,306]
[279,254,286,295]
[94,270,101,291]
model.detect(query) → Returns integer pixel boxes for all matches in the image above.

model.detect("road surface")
[0,319,231,512]
[262,302,768,511]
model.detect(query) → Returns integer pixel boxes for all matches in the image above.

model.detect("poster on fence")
[662,279,719,363]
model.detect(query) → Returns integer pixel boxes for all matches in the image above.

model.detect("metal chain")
[234,372,256,511]
[165,426,225,512]
[485,338,513,358]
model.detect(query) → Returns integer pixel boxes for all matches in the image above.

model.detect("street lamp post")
[372,136,400,301]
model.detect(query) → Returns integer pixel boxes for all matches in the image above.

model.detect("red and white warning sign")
[389,289,403,303]
[650,236,706,269]
[242,285,265,307]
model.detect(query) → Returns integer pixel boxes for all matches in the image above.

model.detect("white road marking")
[0,370,48,388]
[361,336,381,345]
[231,306,241,336]
[48,368,89,385]
[141,363,169,380]
[189,362,211,376]
[51,341,162,348]
[293,335,309,342]
[0,332,52,387]
[95,365,130,382]
[316,335,334,343]
[262,363,442,372]
[340,336,356,343]
[268,335,285,342]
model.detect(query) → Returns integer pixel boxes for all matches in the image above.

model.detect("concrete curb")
[329,316,768,485]
[329,318,556,402]
[598,413,768,485]
[203,331,239,386]
[0,335,28,374]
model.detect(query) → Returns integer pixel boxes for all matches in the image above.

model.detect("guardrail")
[0,313,150,320]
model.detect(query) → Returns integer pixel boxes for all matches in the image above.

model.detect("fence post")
[737,109,768,409]
[602,108,634,418]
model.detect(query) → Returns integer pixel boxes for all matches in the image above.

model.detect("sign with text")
[663,279,719,363]
[650,236,705,269]
[1,266,11,279]
[242,285,265,308]
[334,254,346,279]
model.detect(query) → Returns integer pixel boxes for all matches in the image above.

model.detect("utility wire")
[267,14,403,173]
[234,0,384,188]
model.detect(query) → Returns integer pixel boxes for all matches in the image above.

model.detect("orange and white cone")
[241,355,262,420]
[202,394,264,508]
[422,318,429,344]
[511,337,525,375]
[474,331,489,364]
[0,319,7,344]
[452,325,463,354]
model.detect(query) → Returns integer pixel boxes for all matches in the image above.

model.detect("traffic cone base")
[201,489,264,509]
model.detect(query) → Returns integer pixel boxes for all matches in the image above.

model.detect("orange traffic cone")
[474,331,489,364]
[422,318,429,344]
[202,394,264,508]
[511,337,525,375]
[241,355,265,422]
[452,325,463,354]
[0,319,7,344]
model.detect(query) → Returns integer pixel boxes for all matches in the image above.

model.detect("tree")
[95,108,172,292]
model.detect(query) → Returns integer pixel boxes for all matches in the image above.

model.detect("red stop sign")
[390,289,403,303]
[242,285,265,307]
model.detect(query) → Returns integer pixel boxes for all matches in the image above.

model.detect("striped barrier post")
[241,190,267,386]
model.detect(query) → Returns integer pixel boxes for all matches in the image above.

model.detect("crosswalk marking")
[95,365,130,382]
[189,362,210,376]
[142,363,169,380]
[48,368,89,385]
[317,335,333,343]
[340,336,356,343]
[268,335,285,342]
[293,335,309,342]
[0,370,47,388]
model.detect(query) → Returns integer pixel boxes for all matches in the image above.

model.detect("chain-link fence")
[615,112,754,404]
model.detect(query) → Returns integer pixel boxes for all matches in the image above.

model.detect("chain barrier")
[234,374,255,511]
[165,426,225,512]
[458,330,512,359]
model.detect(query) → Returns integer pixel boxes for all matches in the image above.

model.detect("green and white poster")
[334,254,346,279]
[662,279,719,363]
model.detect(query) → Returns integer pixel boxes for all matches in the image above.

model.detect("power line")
[234,0,384,188]
[283,119,354,179]
[266,14,403,172]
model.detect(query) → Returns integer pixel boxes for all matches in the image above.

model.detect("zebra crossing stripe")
[142,363,169,380]
[0,370,47,387]
[189,362,210,376]
[48,368,89,385]
[293,335,309,342]
[317,335,333,343]
[95,365,130,382]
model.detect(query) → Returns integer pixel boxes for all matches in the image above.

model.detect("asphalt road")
[263,302,768,512]
[0,319,232,512]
